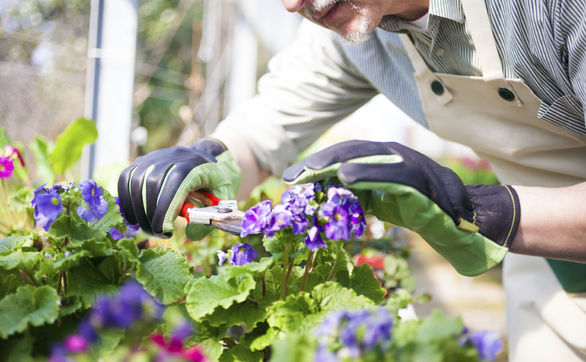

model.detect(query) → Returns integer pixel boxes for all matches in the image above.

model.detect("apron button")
[431,80,445,95]
[498,87,515,101]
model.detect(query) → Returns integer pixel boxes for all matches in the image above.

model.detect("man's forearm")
[511,182,586,262]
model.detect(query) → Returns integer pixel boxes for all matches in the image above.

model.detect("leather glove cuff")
[466,185,521,248]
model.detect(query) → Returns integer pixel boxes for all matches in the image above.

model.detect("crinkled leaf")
[186,273,256,321]
[229,257,274,279]
[0,269,25,299]
[0,235,33,253]
[92,192,124,233]
[0,285,60,338]
[263,265,284,300]
[207,301,267,330]
[66,260,119,307]
[199,338,224,362]
[59,297,83,317]
[49,117,97,176]
[50,215,108,245]
[219,343,263,362]
[249,327,279,351]
[0,250,40,273]
[350,264,386,304]
[37,250,90,278]
[137,248,192,304]
[30,134,55,184]
[97,255,122,283]
[117,238,139,262]
[311,281,374,312]
[267,293,316,333]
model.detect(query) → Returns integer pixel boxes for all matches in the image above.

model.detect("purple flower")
[49,343,67,362]
[241,200,272,237]
[469,331,503,361]
[318,186,365,241]
[314,308,393,359]
[32,187,63,231]
[91,280,163,329]
[315,344,339,362]
[109,228,124,240]
[305,225,327,251]
[228,242,257,266]
[65,334,87,352]
[78,318,98,343]
[217,250,227,266]
[77,180,108,222]
[0,156,14,178]
[264,204,293,237]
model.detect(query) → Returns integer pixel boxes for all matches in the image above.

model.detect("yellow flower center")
[51,197,59,206]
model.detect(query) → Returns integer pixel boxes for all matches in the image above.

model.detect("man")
[118,0,586,360]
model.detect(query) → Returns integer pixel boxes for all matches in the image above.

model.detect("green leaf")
[266,294,316,333]
[385,289,413,317]
[50,215,108,245]
[416,309,463,343]
[117,238,139,262]
[186,273,256,320]
[66,260,119,307]
[207,301,267,330]
[137,248,192,304]
[198,338,224,362]
[249,327,279,351]
[92,192,124,233]
[219,343,263,362]
[0,250,40,273]
[270,333,316,362]
[0,285,60,338]
[311,281,374,312]
[37,250,90,278]
[229,257,274,279]
[0,235,33,253]
[349,264,386,304]
[30,134,55,184]
[49,117,97,176]
[0,333,34,362]
[0,269,25,299]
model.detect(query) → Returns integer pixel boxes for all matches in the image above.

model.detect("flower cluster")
[150,321,208,362]
[314,308,393,361]
[240,183,366,252]
[50,280,165,362]
[460,328,504,361]
[0,145,24,179]
[217,242,257,266]
[77,179,108,222]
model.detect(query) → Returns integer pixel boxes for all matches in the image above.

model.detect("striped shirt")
[216,0,586,175]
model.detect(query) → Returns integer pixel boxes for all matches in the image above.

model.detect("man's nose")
[281,0,306,12]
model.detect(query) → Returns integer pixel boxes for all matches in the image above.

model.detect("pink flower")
[65,334,88,352]
[0,156,14,178]
[150,333,207,362]
[5,145,24,167]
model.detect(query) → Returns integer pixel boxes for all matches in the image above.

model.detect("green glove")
[118,138,241,240]
[283,140,521,276]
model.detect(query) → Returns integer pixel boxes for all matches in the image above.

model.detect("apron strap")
[460,0,505,81]
[399,33,454,106]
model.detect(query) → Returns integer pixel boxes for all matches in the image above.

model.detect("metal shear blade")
[186,200,245,235]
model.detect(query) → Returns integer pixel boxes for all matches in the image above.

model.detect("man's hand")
[283,140,521,276]
[117,139,241,239]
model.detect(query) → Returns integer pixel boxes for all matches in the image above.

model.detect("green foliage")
[0,286,60,338]
[49,118,98,177]
[137,248,192,304]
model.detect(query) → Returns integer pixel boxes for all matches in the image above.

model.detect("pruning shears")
[180,191,248,236]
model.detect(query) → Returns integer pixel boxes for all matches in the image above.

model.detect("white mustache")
[304,0,367,20]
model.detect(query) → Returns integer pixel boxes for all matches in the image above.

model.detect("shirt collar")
[378,0,464,32]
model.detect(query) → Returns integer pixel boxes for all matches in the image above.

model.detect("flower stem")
[261,272,266,297]
[280,244,290,300]
[25,270,38,287]
[283,259,295,297]
[326,242,342,282]
[19,269,29,285]
[300,250,315,292]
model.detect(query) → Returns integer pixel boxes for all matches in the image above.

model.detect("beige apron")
[398,0,586,360]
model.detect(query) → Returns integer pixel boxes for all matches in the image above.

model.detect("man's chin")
[338,18,376,43]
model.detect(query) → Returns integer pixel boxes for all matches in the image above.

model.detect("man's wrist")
[466,184,521,247]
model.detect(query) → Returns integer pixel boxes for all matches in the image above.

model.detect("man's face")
[281,0,385,43]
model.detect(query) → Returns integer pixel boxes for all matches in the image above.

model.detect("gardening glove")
[118,138,241,240]
[283,140,520,276]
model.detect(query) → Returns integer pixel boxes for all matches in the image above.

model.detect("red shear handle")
[180,191,221,222]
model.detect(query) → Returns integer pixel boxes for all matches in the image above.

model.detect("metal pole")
[82,0,137,182]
